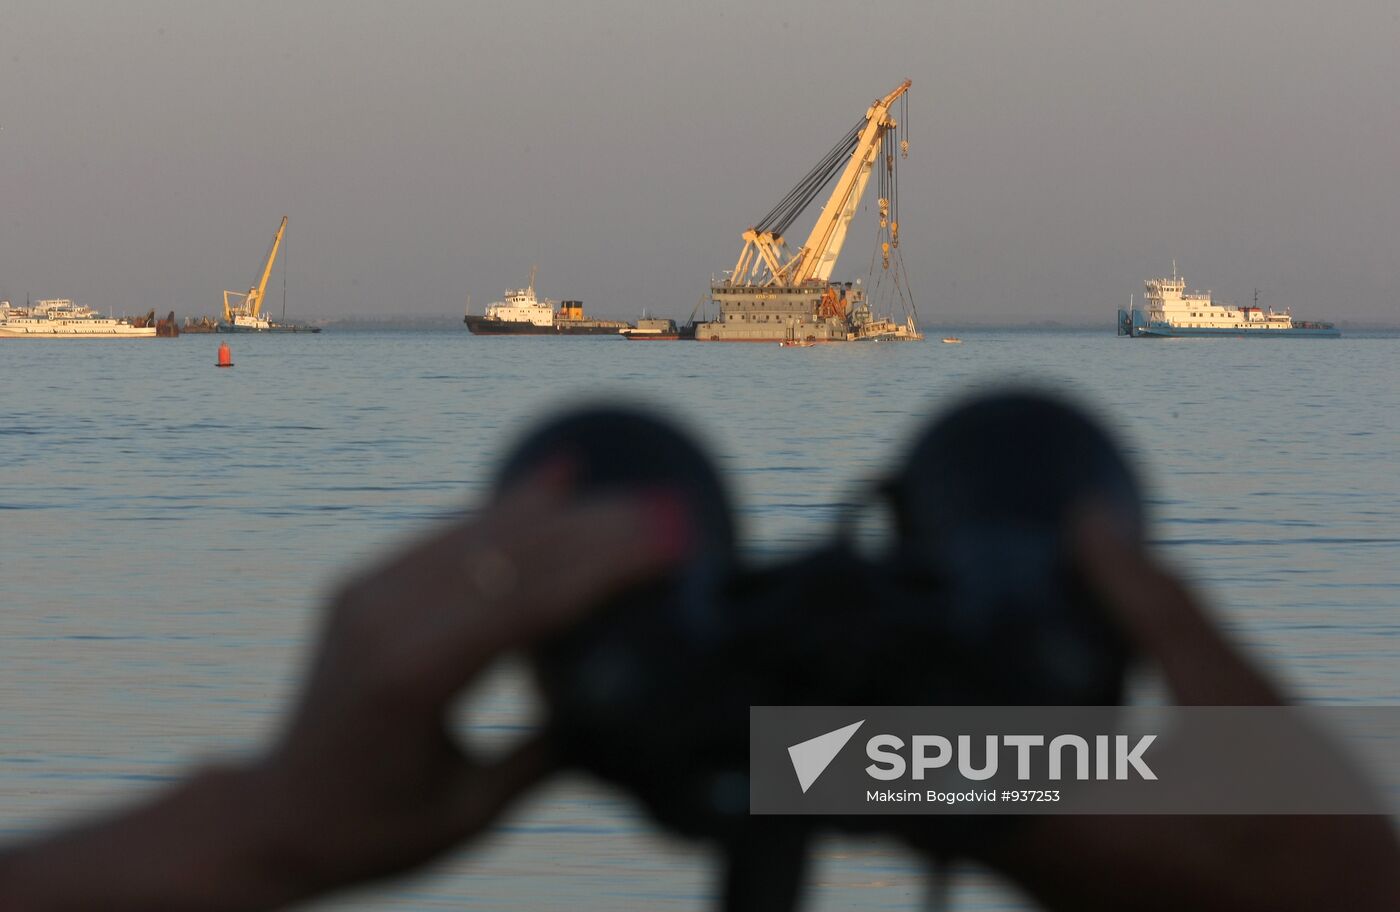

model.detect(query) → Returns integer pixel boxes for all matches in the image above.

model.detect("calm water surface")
[2,329,1397,909]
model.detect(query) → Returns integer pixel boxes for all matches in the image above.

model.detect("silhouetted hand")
[244,467,690,899]
[1072,506,1280,705]
[960,507,1400,912]
[0,469,690,911]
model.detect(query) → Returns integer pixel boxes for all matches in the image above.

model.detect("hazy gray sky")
[3,1,1397,321]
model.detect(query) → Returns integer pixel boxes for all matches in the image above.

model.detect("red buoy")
[216,341,234,368]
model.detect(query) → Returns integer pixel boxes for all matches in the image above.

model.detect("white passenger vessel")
[0,300,156,338]
[1118,266,1338,337]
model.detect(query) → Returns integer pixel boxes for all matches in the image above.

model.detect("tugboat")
[464,269,631,336]
[1118,264,1339,337]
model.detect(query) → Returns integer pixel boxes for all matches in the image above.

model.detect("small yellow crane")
[223,216,287,326]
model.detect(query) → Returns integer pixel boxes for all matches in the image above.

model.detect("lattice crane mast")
[223,216,287,322]
[727,80,910,290]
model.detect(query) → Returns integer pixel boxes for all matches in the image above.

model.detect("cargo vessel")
[694,80,922,343]
[0,299,156,338]
[464,270,631,336]
[1118,266,1339,338]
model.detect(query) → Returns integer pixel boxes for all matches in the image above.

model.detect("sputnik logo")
[787,720,865,793]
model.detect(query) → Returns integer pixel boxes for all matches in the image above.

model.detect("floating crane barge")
[218,217,320,333]
[694,80,921,343]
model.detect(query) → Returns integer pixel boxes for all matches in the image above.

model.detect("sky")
[2,0,1397,322]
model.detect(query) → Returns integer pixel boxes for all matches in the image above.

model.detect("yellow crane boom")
[223,216,288,321]
[793,80,908,284]
[729,80,910,287]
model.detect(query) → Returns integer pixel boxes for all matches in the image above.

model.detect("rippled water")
[2,329,1397,909]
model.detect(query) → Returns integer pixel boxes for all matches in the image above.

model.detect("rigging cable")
[754,119,863,237]
[892,119,900,248]
[901,91,910,158]
[756,134,856,237]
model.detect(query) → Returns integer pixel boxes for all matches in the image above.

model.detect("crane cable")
[891,119,900,248]
[754,128,858,238]
[761,121,856,233]
[865,112,918,323]
[901,91,910,159]
[754,118,863,238]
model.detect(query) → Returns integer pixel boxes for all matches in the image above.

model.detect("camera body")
[499,392,1140,850]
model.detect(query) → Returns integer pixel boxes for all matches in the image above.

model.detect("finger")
[437,490,691,682]
[330,485,688,714]
[1073,505,1281,705]
[513,489,692,631]
[1073,503,1182,647]
[370,490,688,704]
[335,458,579,621]
[411,455,578,576]
[488,453,577,517]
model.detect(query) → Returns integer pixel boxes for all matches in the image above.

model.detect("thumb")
[444,735,557,842]
[1073,504,1281,705]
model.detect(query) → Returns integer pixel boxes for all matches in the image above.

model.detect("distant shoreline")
[308,314,1400,333]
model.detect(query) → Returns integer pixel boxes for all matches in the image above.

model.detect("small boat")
[778,340,815,348]
[620,318,680,340]
[941,337,962,344]
[853,315,924,342]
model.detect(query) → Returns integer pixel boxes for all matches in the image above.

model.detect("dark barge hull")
[464,315,626,336]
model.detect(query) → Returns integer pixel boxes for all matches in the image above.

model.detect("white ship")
[0,299,156,338]
[476,270,556,328]
[1118,265,1339,337]
[464,268,631,335]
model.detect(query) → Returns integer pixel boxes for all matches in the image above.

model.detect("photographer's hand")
[0,473,689,911]
[965,509,1400,912]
